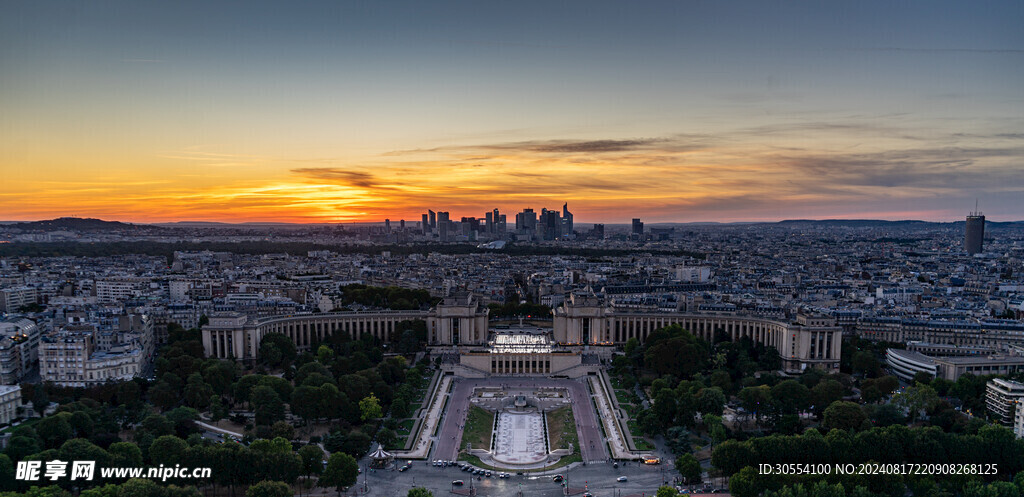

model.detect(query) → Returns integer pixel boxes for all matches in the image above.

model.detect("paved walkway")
[433,377,609,464]
[589,374,641,460]
[195,420,243,438]
[393,375,452,459]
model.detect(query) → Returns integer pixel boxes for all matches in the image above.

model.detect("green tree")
[408,488,434,497]
[810,379,845,415]
[341,430,372,457]
[150,381,180,410]
[270,421,295,440]
[149,435,189,466]
[711,439,756,475]
[704,414,727,445]
[166,407,200,437]
[822,401,867,431]
[69,410,94,438]
[771,380,811,415]
[359,394,382,421]
[183,373,213,410]
[6,431,43,461]
[118,478,163,497]
[295,362,332,387]
[298,444,325,480]
[36,413,73,449]
[317,345,335,365]
[376,428,398,450]
[210,395,228,422]
[250,437,292,454]
[259,333,297,368]
[651,388,678,431]
[320,452,359,495]
[738,385,772,424]
[656,486,677,497]
[252,385,286,426]
[32,386,49,416]
[892,383,940,423]
[697,387,727,416]
[141,414,175,437]
[245,480,292,497]
[0,454,14,492]
[59,438,110,468]
[676,453,702,483]
[728,466,762,497]
[851,351,880,377]
[643,326,710,379]
[108,442,144,467]
[290,385,323,424]
[202,361,239,395]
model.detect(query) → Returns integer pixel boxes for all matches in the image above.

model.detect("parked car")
[452,480,464,486]
[617,476,628,482]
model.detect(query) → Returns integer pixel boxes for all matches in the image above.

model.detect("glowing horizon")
[3,1,1023,224]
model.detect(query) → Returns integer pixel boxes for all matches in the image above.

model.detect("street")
[355,459,672,497]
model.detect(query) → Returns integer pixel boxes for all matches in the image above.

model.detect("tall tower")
[438,212,450,241]
[965,204,985,255]
[561,203,573,236]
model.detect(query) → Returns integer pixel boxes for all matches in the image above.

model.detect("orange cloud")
[3,124,1022,223]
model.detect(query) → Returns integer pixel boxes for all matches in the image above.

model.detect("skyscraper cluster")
[421,204,579,242]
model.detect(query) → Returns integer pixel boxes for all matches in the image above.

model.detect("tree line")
[715,424,1024,497]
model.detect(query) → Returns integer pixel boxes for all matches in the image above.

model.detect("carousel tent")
[368,444,393,468]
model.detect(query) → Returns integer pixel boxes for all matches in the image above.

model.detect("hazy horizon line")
[3,215,1022,227]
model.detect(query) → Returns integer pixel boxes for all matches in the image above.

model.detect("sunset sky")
[2,1,1023,224]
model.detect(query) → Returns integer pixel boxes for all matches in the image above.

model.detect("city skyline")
[2,1,1023,224]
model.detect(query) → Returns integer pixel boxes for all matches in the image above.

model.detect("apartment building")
[985,378,1024,425]
[0,384,21,426]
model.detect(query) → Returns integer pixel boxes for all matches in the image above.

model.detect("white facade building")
[986,378,1024,425]
[0,318,41,384]
[0,286,37,312]
[0,384,21,426]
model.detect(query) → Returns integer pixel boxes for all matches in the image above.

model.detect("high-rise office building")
[461,217,480,233]
[539,209,561,240]
[438,212,450,241]
[428,210,436,229]
[384,219,391,233]
[421,214,430,234]
[632,218,644,236]
[492,209,500,234]
[516,208,537,232]
[965,210,985,255]
[485,212,493,233]
[562,203,573,236]
[592,223,605,239]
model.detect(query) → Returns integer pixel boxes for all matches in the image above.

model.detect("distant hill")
[776,219,1024,228]
[153,221,305,227]
[776,219,939,228]
[10,217,155,232]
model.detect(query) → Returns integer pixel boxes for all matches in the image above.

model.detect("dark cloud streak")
[290,168,395,189]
